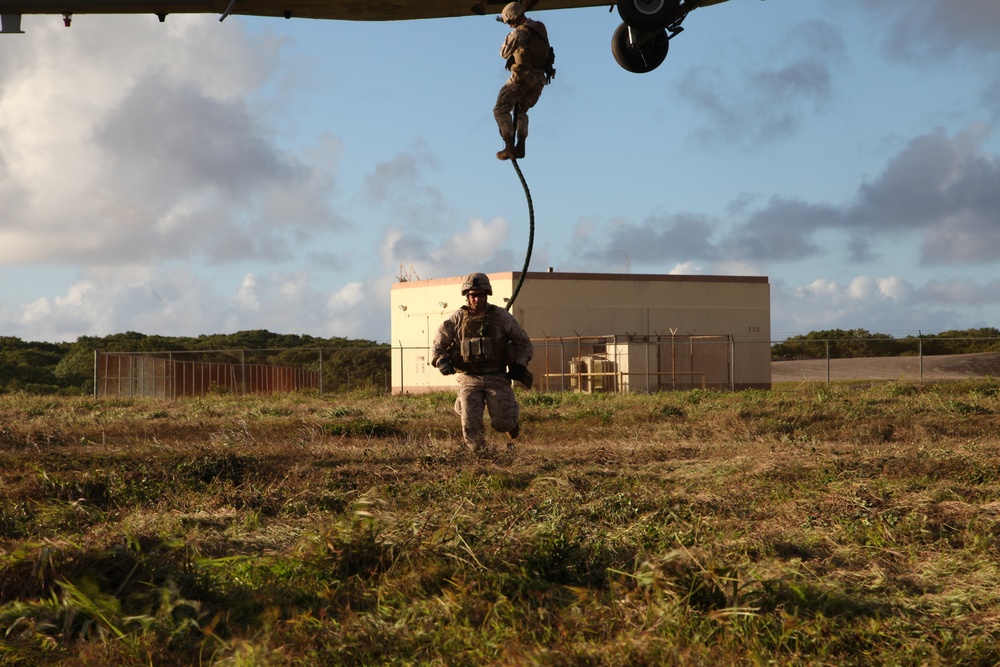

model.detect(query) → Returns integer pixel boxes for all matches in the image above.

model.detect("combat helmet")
[461,272,493,296]
[501,2,524,23]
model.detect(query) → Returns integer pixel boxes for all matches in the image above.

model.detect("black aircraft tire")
[612,23,669,74]
[616,0,682,32]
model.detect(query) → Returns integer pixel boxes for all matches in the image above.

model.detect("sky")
[1,0,999,343]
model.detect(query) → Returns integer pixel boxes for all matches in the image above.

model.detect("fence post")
[319,348,324,396]
[671,332,677,391]
[560,339,565,392]
[826,339,831,387]
[398,343,405,395]
[919,336,923,383]
[645,338,651,394]
[729,335,735,391]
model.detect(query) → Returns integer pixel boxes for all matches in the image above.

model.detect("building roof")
[391,271,768,291]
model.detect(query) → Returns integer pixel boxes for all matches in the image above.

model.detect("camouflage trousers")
[493,71,545,143]
[454,373,520,450]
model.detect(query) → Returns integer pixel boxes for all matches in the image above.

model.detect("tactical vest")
[451,306,513,375]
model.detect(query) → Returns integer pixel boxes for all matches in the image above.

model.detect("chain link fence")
[530,334,735,392]
[771,337,1000,384]
[95,337,1000,398]
[95,347,392,399]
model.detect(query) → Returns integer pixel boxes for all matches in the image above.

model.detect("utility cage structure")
[95,351,320,399]
[534,334,733,393]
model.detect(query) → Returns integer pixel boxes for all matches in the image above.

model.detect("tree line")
[0,331,389,395]
[3,328,999,395]
[770,328,1000,361]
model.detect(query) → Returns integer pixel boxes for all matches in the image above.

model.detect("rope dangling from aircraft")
[505,104,534,312]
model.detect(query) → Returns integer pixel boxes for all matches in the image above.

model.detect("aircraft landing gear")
[611,23,669,74]
[611,0,689,73]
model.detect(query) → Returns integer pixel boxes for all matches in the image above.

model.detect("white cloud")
[14,281,110,340]
[713,260,765,277]
[876,276,911,301]
[232,274,261,311]
[378,216,513,281]
[0,15,340,270]
[796,276,908,306]
[668,261,702,275]
[323,278,392,341]
[917,278,1000,306]
[327,282,365,311]
[436,217,510,263]
[19,296,56,323]
[770,275,960,337]
[0,14,362,342]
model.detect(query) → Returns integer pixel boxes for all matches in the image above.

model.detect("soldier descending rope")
[493,1,555,160]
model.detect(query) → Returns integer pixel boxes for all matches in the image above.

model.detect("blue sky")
[1,0,998,343]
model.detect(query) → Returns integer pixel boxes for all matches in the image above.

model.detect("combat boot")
[496,137,516,160]
[514,137,525,159]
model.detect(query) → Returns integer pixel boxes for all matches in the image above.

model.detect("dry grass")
[2,381,1000,665]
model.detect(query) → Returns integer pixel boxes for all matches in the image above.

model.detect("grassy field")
[2,381,1000,666]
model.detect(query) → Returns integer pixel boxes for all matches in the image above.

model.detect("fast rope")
[505,103,535,312]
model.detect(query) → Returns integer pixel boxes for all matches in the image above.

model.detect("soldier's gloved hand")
[506,363,529,384]
[436,357,456,376]
[506,363,533,389]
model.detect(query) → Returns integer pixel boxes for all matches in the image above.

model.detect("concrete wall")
[391,271,770,393]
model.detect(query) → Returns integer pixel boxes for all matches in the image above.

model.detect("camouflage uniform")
[494,16,550,152]
[432,303,533,451]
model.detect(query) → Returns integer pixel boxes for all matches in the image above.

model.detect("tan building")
[390,271,771,394]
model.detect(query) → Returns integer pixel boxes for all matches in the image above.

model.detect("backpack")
[524,24,555,84]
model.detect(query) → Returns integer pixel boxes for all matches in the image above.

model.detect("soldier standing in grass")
[493,1,554,161]
[432,272,533,453]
